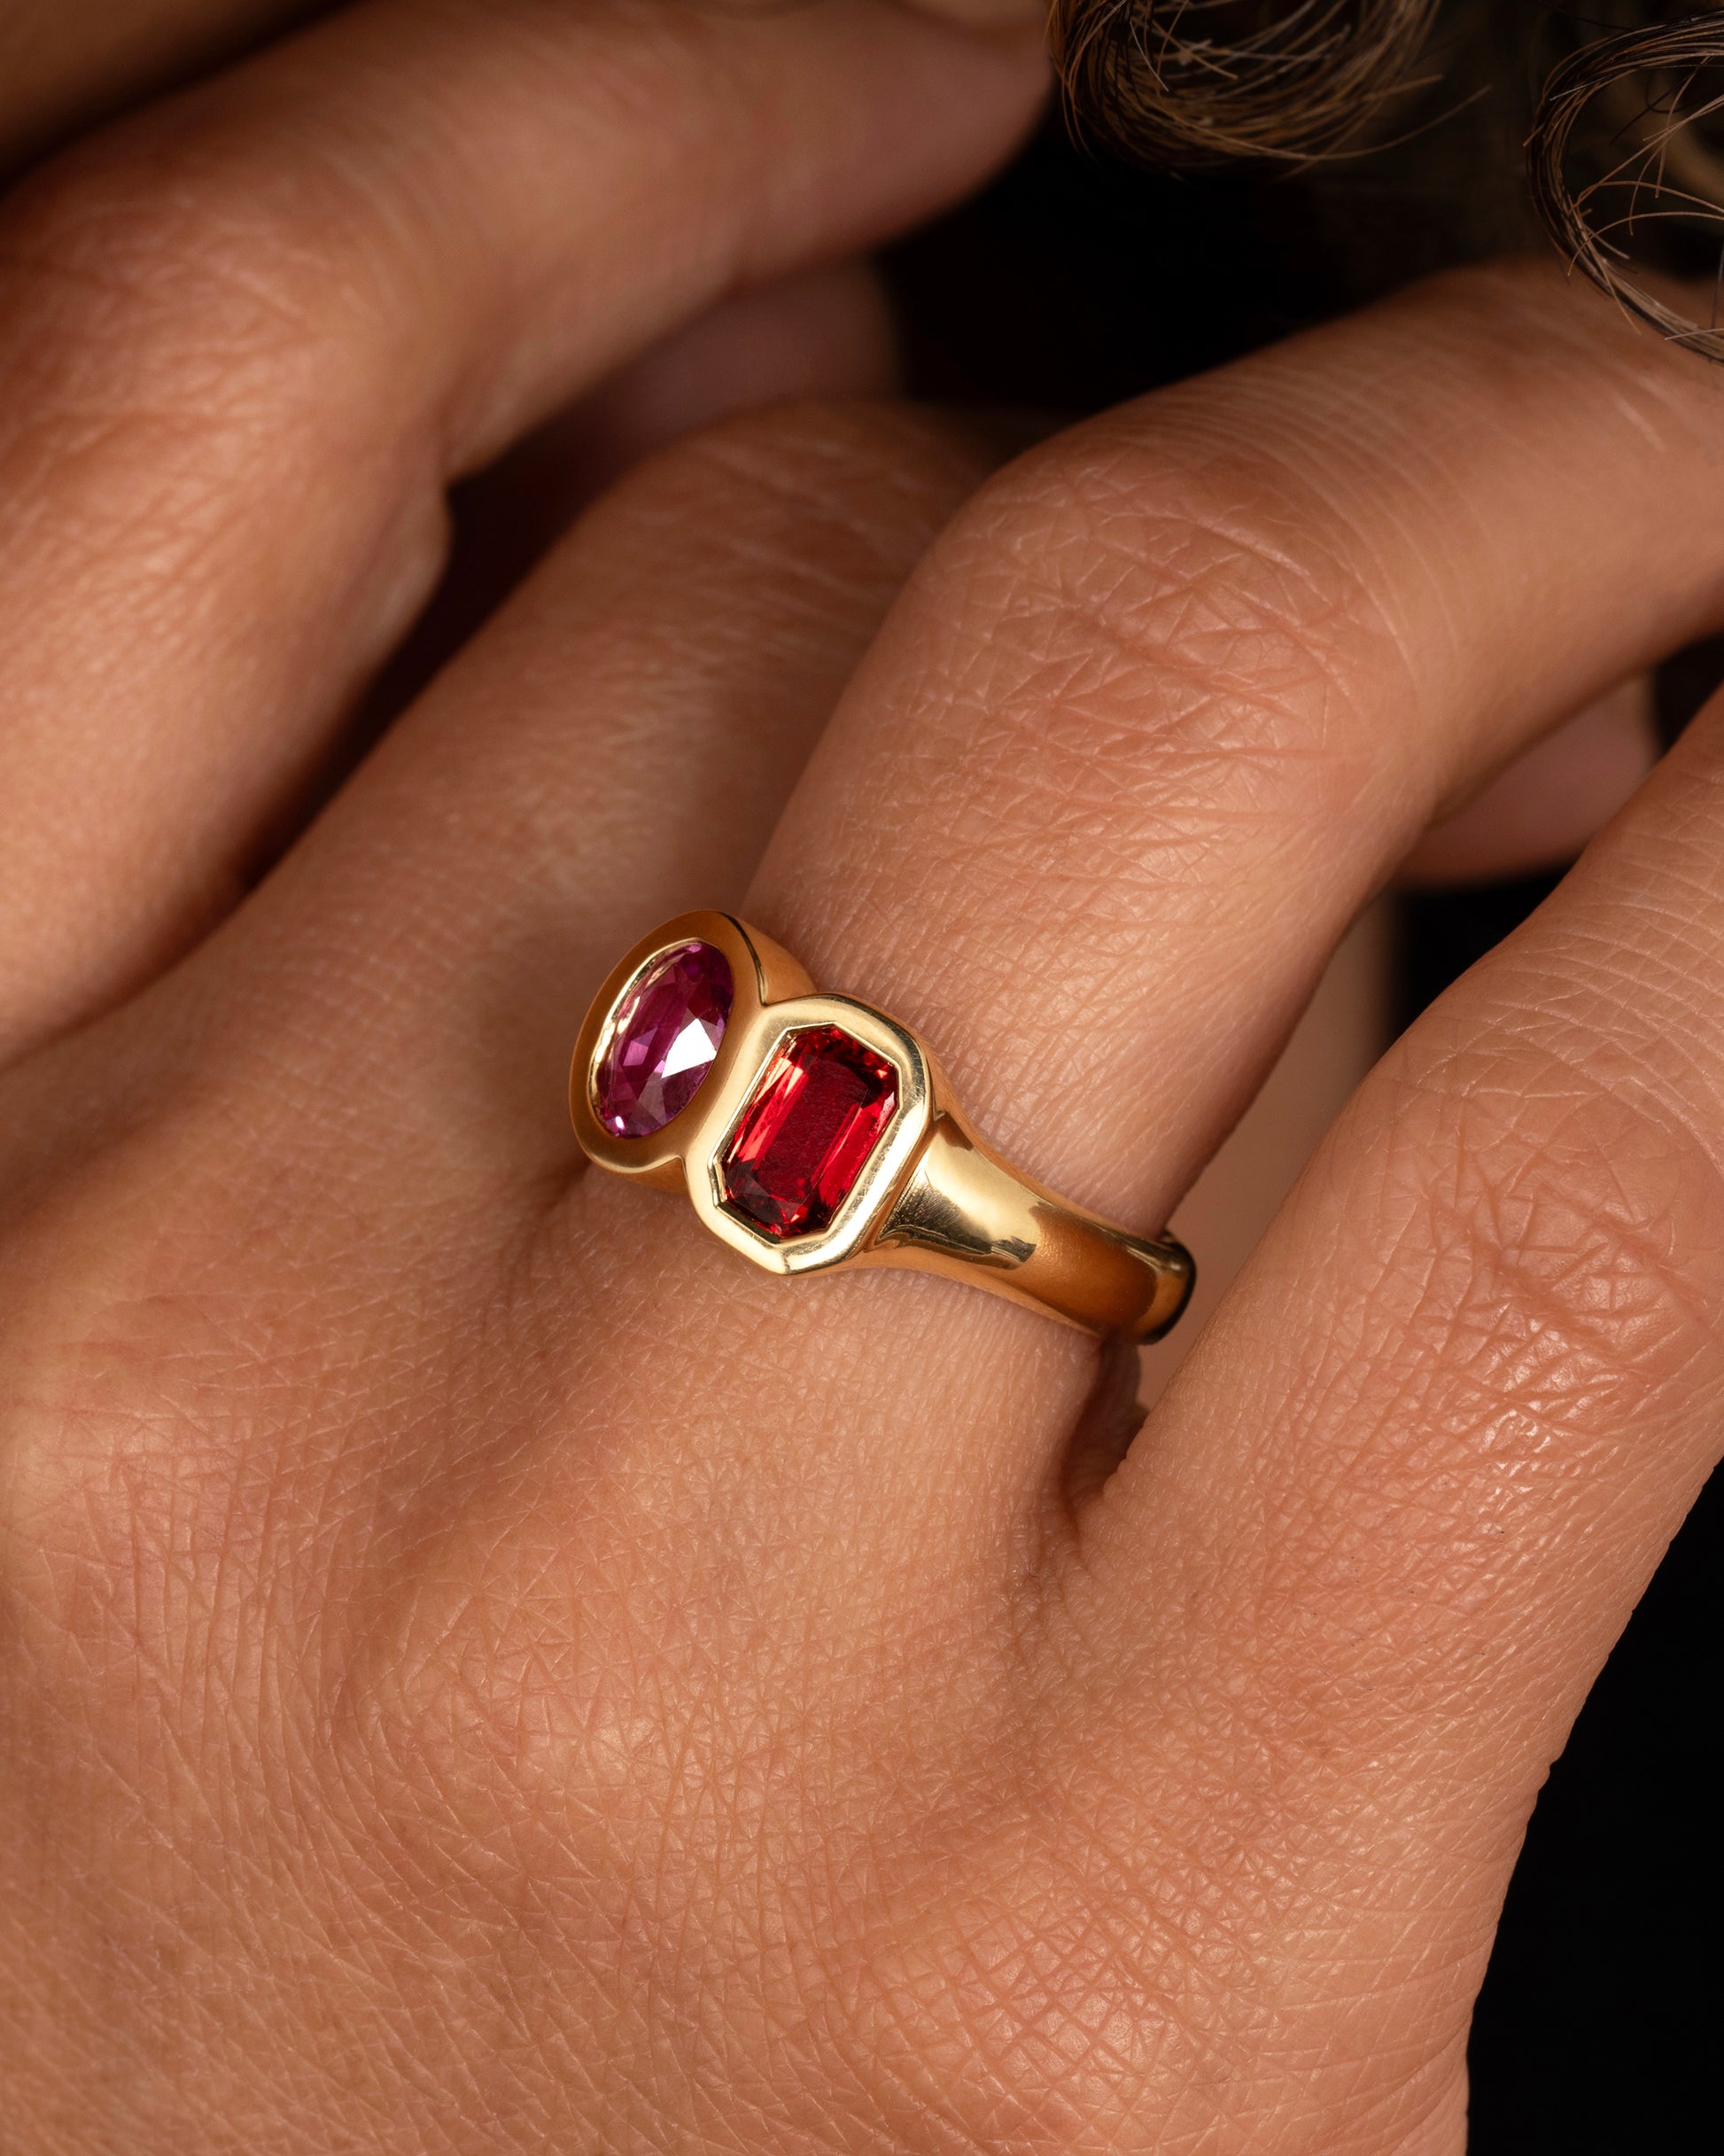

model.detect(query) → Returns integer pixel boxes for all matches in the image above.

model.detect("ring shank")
[867,1116,1193,1343]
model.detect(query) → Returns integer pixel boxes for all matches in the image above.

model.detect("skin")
[0,0,1039,174]
[0,4,1720,2152]
[0,0,1638,904]
[0,1,322,172]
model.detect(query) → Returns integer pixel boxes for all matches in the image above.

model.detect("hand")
[2,9,1720,2156]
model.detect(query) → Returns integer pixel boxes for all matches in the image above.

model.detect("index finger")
[0,0,1044,1061]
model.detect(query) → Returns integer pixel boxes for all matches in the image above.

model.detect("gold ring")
[570,912,1194,1343]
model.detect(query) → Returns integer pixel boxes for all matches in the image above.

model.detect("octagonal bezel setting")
[571,912,931,1276]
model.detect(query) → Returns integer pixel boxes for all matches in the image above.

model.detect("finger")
[242,262,1724,1529]
[0,0,318,175]
[559,260,902,502]
[252,261,1724,1502]
[173,401,1009,1180]
[1080,701,1724,2073]
[903,0,1049,24]
[1397,675,1658,886]
[373,261,903,715]
[748,263,1724,1253]
[0,0,1043,1059]
[1136,902,1390,1413]
[570,258,1724,1529]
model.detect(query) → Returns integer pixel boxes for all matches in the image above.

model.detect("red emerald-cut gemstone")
[720,1024,898,1241]
[594,940,733,1138]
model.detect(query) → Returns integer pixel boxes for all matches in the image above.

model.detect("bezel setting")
[571,913,933,1278]
[571,909,1195,1340]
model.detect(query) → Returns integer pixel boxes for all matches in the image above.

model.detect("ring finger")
[749,263,1724,1254]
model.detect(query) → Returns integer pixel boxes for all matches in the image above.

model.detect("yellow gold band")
[872,1116,1192,1339]
[571,912,1193,1343]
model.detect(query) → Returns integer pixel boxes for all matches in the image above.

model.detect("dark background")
[884,102,1723,2152]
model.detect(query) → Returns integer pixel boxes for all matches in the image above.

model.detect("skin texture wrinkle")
[0,5,1718,2155]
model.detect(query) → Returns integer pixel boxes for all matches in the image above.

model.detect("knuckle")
[0,1137,251,1705]
[675,394,987,489]
[1293,1014,1724,1618]
[1399,1024,1724,1404]
[847,1767,1403,2156]
[607,398,1002,587]
[927,418,1413,837]
[1136,1006,1724,1781]
[0,1098,369,1687]
[0,128,404,462]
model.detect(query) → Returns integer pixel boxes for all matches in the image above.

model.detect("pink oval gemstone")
[594,940,734,1138]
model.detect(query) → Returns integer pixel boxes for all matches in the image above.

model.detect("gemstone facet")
[719,1024,898,1241]
[594,940,733,1138]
